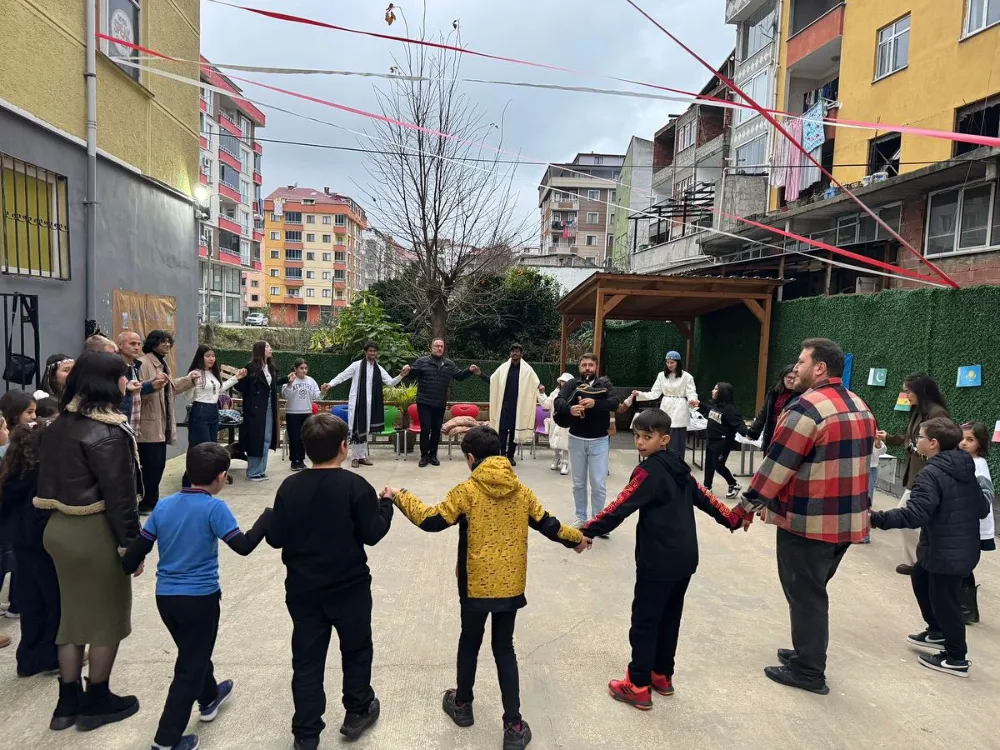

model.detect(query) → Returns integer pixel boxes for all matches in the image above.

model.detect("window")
[323,289,332,298]
[587,190,600,201]
[741,5,776,61]
[926,182,998,256]
[335,251,346,263]
[322,215,331,224]
[677,121,696,151]
[285,268,303,279]
[306,288,315,297]
[586,212,599,224]
[586,235,597,246]
[955,97,1000,156]
[219,164,239,190]
[335,215,346,226]
[251,294,259,302]
[219,133,240,157]
[733,135,768,175]
[868,133,901,177]
[965,0,1000,36]
[270,286,280,295]
[336,289,344,299]
[322,234,332,243]
[875,15,910,80]
[322,271,332,280]
[270,250,279,259]
[305,270,315,279]
[240,149,251,174]
[239,209,250,234]
[239,115,251,137]
[240,179,251,205]
[251,280,259,288]
[334,270,346,281]
[269,231,279,241]
[285,231,302,242]
[285,249,302,260]
[1,153,71,278]
[736,72,768,124]
[270,213,281,222]
[270,269,280,277]
[322,252,332,262]
[285,211,302,224]
[306,233,316,242]
[100,0,142,81]
[306,252,315,261]
[306,215,315,224]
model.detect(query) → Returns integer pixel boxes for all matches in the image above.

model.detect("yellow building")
[0,0,201,359]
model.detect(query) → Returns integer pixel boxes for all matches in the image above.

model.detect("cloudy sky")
[201,0,735,237]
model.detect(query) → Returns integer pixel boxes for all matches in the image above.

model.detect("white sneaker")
[550,460,559,471]
[560,464,569,475]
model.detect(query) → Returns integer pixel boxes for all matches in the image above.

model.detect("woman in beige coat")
[136,330,197,514]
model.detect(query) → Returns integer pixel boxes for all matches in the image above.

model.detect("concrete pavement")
[0,444,997,750]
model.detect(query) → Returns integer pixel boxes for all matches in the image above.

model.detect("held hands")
[574,537,593,554]
[631,390,640,399]
[126,380,142,394]
[400,364,411,377]
[689,399,700,408]
[188,371,201,383]
[469,364,481,375]
[875,430,887,442]
[381,485,400,500]
[236,368,248,380]
[151,372,169,391]
[320,383,331,393]
[133,561,145,578]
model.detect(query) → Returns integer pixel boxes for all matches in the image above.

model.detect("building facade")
[263,186,368,325]
[538,153,624,266]
[0,0,200,363]
[610,137,653,270]
[198,60,265,323]
[360,228,410,289]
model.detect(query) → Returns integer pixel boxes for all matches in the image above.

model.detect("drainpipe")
[84,0,98,337]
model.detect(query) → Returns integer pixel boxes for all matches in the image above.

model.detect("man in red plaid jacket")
[734,337,875,696]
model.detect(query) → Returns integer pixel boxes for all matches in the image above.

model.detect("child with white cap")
[539,373,573,474]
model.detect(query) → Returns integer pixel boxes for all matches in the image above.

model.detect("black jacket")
[553,375,619,439]
[581,449,738,580]
[407,355,473,408]
[698,402,747,449]
[871,449,989,576]
[0,469,47,548]
[747,389,796,452]
[235,366,281,458]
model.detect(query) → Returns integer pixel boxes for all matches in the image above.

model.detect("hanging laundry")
[801,101,826,153]
[784,118,804,202]
[770,127,790,188]
[800,145,823,190]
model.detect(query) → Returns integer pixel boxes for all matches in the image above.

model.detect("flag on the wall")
[842,353,853,390]
[894,392,912,412]
[868,368,887,386]
[957,365,982,388]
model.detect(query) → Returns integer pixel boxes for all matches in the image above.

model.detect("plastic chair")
[373,405,400,456]
[531,405,550,458]
[399,403,422,461]
[331,404,350,423]
[447,403,481,459]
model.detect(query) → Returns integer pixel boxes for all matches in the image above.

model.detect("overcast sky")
[201,0,735,238]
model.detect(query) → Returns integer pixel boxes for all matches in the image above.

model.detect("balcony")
[726,0,770,24]
[219,183,241,204]
[199,136,208,150]
[218,216,242,236]
[252,260,262,271]
[284,260,304,269]
[253,171,263,185]
[218,149,241,172]
[253,230,264,242]
[253,141,262,155]
[218,112,241,137]
[787,2,844,74]
[285,277,304,287]
[552,199,579,211]
[333,278,347,288]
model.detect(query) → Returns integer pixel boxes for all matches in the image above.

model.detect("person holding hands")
[283,359,322,471]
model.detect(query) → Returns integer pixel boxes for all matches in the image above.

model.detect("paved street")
[1,445,998,750]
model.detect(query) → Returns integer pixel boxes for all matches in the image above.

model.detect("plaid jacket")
[737,378,875,544]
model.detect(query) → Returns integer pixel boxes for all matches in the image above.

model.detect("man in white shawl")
[488,344,540,466]
[321,341,410,468]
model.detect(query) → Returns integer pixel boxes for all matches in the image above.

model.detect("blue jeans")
[569,435,610,523]
[247,399,273,478]
[188,402,220,448]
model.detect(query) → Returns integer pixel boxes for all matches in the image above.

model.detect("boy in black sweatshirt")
[581,410,744,710]
[697,381,748,499]
[266,413,393,749]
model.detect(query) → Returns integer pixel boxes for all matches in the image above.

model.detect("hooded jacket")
[581,449,740,580]
[871,449,988,575]
[394,455,583,611]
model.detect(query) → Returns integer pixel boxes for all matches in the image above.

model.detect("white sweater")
[636,370,698,429]
[190,370,239,404]
[282,376,322,414]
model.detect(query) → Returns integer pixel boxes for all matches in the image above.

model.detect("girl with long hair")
[747,365,797,452]
[698,382,748,498]
[281,358,321,471]
[0,389,37,429]
[629,351,699,456]
[958,421,995,624]
[38,354,74,401]
[877,373,951,575]
[183,345,246,487]
[234,340,281,480]
[35,352,142,731]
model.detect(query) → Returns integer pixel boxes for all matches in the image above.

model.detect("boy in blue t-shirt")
[123,443,271,750]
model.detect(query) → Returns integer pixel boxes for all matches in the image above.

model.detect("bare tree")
[362,15,530,339]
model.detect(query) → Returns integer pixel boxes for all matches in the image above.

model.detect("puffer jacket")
[394,456,582,611]
[34,402,141,549]
[407,355,474,409]
[871,449,988,575]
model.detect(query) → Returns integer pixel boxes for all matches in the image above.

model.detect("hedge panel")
[691,304,762,418]
[603,321,687,388]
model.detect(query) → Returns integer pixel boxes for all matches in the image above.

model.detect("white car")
[245,312,268,327]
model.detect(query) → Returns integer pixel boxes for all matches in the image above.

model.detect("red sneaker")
[608,675,653,710]
[651,672,674,696]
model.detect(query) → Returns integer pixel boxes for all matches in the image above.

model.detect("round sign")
[110,9,134,56]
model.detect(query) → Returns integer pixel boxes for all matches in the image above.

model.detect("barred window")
[1,154,70,279]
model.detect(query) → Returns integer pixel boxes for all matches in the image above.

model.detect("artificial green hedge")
[603,321,687,388]
[690,304,762,418]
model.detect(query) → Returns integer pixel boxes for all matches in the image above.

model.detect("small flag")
[894,392,912,412]
[868,368,887,387]
[843,353,854,390]
[993,420,1000,443]
[957,365,982,388]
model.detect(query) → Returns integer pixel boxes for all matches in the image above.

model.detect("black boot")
[76,679,139,732]
[961,580,980,625]
[50,679,82,731]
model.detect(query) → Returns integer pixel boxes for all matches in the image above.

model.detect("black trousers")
[912,563,967,660]
[155,592,221,748]
[287,586,375,741]
[138,441,168,509]
[704,442,736,490]
[776,528,850,682]
[13,544,59,676]
[286,413,309,464]
[417,403,445,459]
[498,420,517,460]
[627,576,690,687]
[456,607,520,723]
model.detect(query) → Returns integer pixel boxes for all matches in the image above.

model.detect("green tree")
[309,291,416,370]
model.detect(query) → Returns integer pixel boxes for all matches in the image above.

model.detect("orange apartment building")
[263,186,368,325]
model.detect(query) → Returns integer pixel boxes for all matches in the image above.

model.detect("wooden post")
[685,326,694,366]
[593,291,606,373]
[777,254,786,301]
[559,315,568,374]
[755,293,773,412]
[824,252,833,296]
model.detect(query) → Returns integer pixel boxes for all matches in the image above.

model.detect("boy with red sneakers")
[580,409,745,708]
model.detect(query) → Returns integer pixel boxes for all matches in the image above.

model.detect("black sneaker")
[418,457,429,468]
[340,697,380,740]
[503,719,532,750]
[50,679,82,731]
[442,689,474,727]
[776,648,794,667]
[907,630,946,651]
[293,738,319,750]
[918,651,970,678]
[76,680,140,731]
[896,563,914,575]
[726,483,742,500]
[429,456,441,466]
[509,456,517,467]
[763,665,830,695]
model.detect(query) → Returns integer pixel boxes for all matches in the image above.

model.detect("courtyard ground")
[0,443,997,750]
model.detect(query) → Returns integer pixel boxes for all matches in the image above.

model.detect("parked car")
[245,312,268,327]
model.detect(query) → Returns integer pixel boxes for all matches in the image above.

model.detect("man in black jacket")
[871,417,989,679]
[406,339,480,467]
[554,353,619,526]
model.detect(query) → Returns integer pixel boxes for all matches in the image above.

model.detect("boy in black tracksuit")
[697,382,747,499]
[266,413,394,749]
[870,417,989,678]
[581,410,743,709]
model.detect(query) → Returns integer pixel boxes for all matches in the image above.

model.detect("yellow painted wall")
[0,0,200,196]
[834,0,1000,185]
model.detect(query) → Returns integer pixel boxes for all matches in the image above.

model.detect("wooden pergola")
[557,273,786,410]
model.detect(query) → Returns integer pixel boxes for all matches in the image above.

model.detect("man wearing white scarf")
[488,344,541,466]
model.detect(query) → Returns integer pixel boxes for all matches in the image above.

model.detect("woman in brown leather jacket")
[35,352,143,733]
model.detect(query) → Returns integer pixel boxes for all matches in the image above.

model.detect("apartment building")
[610,137,653,271]
[263,186,368,325]
[538,153,624,266]
[0,0,201,362]
[197,60,265,323]
[701,0,1000,296]
[360,228,411,289]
